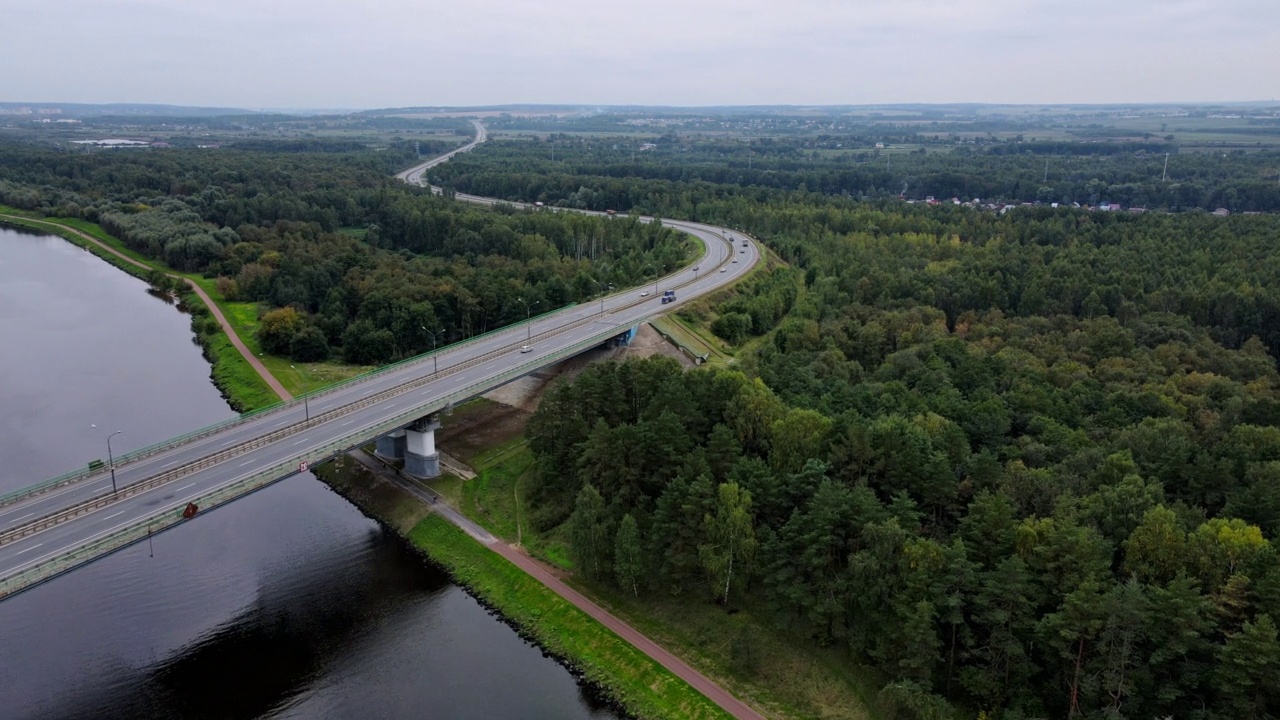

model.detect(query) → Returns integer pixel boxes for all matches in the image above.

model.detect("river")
[0,226,621,720]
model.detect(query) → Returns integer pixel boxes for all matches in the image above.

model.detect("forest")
[0,137,690,364]
[529,218,1280,717]
[5,114,1280,717]
[430,133,1280,212]
[484,135,1280,718]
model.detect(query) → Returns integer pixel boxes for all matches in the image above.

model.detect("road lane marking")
[293,438,308,445]
[16,513,34,521]
[341,420,355,426]
[16,543,43,555]
[238,460,254,467]
[161,460,182,470]
[106,510,126,520]
[177,483,196,492]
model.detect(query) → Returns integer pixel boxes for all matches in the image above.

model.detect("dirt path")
[1,214,292,401]
[351,449,766,720]
[490,543,767,720]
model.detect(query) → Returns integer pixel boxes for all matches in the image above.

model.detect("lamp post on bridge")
[517,298,539,340]
[423,327,445,374]
[290,366,309,421]
[91,425,123,494]
[598,280,614,315]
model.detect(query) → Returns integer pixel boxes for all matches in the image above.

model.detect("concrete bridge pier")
[375,429,407,461]
[403,416,442,479]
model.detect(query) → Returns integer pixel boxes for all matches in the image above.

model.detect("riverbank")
[430,398,886,720]
[315,455,740,720]
[0,208,371,412]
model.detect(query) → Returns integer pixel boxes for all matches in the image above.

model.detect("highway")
[0,121,760,597]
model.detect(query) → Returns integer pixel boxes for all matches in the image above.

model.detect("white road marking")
[238,460,254,467]
[161,460,182,470]
[16,544,43,555]
[293,438,308,445]
[16,513,34,521]
[105,510,126,520]
[341,420,355,426]
[177,483,196,492]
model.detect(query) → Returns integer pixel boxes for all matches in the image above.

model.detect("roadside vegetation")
[10,105,1280,718]
[314,455,731,720]
[430,399,886,718]
[0,128,692,408]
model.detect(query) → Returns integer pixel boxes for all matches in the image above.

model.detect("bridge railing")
[0,318,645,599]
[1,203,724,511]
[0,303,577,508]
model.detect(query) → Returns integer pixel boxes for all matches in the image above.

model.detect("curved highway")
[0,121,760,596]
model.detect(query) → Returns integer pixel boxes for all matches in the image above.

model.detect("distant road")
[395,119,488,184]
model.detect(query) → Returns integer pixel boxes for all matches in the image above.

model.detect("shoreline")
[314,454,741,720]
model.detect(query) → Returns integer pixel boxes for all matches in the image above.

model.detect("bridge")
[0,123,761,600]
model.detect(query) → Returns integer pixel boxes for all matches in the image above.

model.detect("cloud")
[1,0,1276,107]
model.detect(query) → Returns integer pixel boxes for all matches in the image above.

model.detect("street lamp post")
[92,425,124,494]
[290,365,309,420]
[517,298,539,340]
[423,327,445,374]
[598,281,614,314]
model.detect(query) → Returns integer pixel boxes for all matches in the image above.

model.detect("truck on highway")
[661,290,676,304]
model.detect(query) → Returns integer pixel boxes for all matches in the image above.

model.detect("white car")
[720,267,728,273]
[732,258,738,263]
[640,291,649,297]
[520,345,533,353]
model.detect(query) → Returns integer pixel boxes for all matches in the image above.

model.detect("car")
[732,258,738,263]
[720,267,728,273]
[520,345,533,353]
[693,265,700,271]
[640,291,649,297]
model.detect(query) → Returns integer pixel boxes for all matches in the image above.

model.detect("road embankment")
[314,454,743,720]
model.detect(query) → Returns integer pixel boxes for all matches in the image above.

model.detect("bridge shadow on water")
[36,529,450,720]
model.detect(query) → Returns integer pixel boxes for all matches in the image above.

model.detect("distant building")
[1213,208,1231,217]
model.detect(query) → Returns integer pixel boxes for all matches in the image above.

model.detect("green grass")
[581,585,886,720]
[0,209,375,403]
[408,515,731,720]
[652,316,734,366]
[459,438,534,544]
[199,322,279,412]
[443,401,885,719]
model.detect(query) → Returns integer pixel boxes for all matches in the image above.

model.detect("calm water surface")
[0,227,619,720]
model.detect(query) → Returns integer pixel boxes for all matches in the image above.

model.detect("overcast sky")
[4,0,1277,109]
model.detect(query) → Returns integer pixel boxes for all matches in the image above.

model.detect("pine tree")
[614,513,644,596]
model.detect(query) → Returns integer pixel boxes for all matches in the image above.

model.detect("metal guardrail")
[0,142,756,594]
[1,215,738,525]
[0,319,649,599]
[0,301,586,509]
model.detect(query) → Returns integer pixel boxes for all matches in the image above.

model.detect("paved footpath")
[355,451,768,720]
[0,214,292,401]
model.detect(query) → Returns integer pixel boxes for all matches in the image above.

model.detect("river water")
[0,227,620,720]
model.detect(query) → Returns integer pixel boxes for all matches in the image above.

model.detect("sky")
[3,0,1278,109]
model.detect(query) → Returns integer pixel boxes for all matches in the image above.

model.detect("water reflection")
[0,228,620,720]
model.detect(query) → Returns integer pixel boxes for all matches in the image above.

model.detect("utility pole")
[1162,153,1169,182]
[1044,158,1049,184]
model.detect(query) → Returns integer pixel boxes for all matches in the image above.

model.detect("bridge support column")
[375,429,407,461]
[403,416,442,479]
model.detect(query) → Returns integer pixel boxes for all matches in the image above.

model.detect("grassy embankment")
[315,454,731,720]
[426,398,885,720]
[0,207,369,410]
